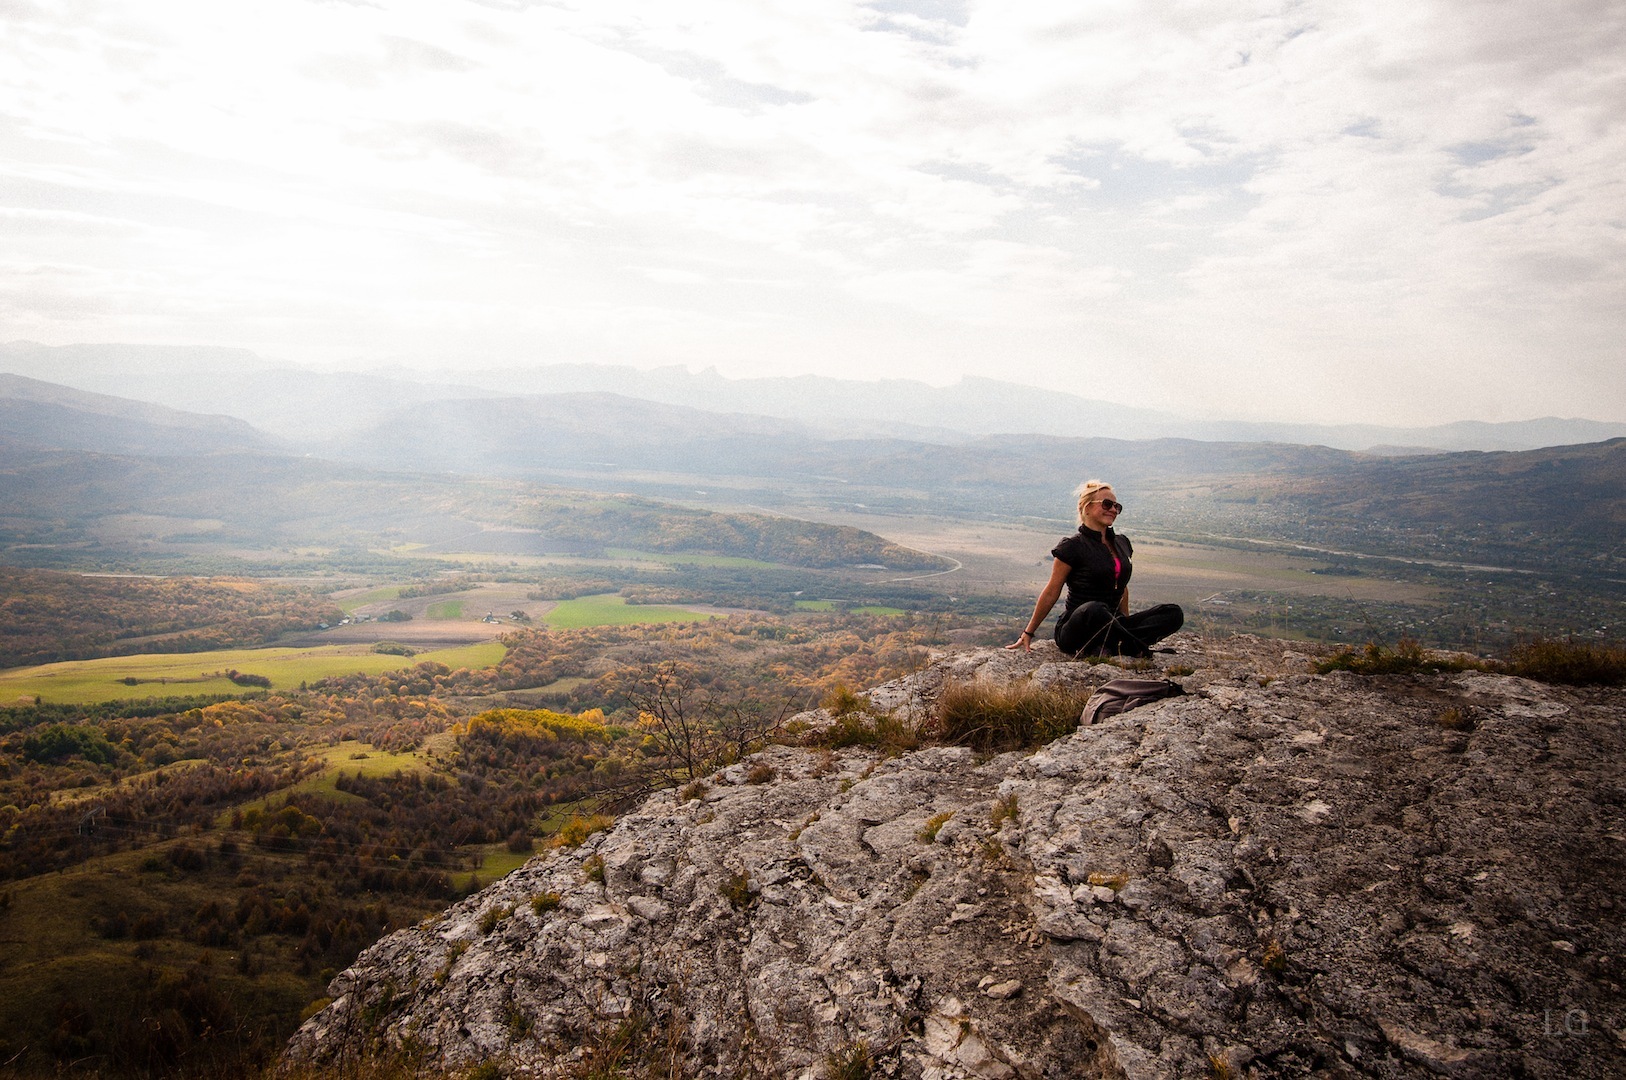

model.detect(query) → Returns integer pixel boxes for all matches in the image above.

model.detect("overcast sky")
[2,0,1622,426]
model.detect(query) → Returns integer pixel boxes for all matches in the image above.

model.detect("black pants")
[1054,602,1184,657]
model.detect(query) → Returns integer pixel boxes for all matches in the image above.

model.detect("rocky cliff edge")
[284,634,1625,1078]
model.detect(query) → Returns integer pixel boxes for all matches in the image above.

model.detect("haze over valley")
[3,0,1624,1072]
[3,343,1622,656]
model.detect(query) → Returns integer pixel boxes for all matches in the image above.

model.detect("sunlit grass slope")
[0,641,506,705]
[334,585,403,613]
[795,600,905,615]
[542,593,713,628]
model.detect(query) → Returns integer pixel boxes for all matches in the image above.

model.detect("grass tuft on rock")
[932,680,1092,750]
[1316,635,1626,686]
[1313,638,1475,676]
[809,684,919,753]
[824,1039,873,1080]
[722,870,755,910]
[550,813,614,848]
[990,791,1019,830]
[917,811,952,843]
[1501,637,1626,685]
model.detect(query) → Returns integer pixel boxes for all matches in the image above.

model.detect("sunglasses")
[1094,499,1124,513]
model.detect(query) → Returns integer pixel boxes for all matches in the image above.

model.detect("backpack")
[1081,678,1184,725]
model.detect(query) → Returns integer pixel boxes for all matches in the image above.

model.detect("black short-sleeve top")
[1051,526,1133,614]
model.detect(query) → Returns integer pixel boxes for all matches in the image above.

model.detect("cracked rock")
[286,634,1626,1079]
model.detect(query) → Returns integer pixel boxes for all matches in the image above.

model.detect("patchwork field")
[794,600,905,615]
[333,584,404,613]
[542,593,717,629]
[331,581,547,623]
[222,738,451,824]
[0,641,506,705]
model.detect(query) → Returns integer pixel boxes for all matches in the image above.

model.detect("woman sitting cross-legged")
[1007,479,1184,657]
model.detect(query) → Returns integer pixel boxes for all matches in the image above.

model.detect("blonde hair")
[1075,479,1114,524]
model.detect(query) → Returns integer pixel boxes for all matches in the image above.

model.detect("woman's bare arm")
[1008,559,1070,651]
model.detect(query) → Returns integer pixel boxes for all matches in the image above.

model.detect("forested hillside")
[0,611,954,1078]
[0,568,341,668]
[0,372,278,457]
[1249,437,1626,573]
[0,449,949,575]
[5,373,1623,585]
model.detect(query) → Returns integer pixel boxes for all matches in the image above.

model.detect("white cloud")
[0,0,1621,424]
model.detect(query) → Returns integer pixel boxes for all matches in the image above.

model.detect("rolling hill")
[7,340,1624,451]
[1,374,1621,581]
[0,373,279,456]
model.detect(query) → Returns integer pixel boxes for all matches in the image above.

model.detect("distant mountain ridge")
[2,373,1621,580]
[320,391,1626,568]
[5,341,1623,452]
[0,373,279,456]
[319,391,823,476]
[448,362,1626,452]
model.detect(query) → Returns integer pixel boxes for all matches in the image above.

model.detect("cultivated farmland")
[542,593,715,629]
[0,641,506,705]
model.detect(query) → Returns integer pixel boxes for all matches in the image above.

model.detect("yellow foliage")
[551,813,614,848]
[459,707,608,741]
[197,700,273,725]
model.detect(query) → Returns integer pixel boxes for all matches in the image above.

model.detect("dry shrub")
[820,684,870,716]
[1316,635,1625,687]
[1501,638,1626,686]
[722,870,755,909]
[917,811,952,843]
[824,1039,873,1080]
[810,684,918,753]
[478,904,512,935]
[1436,707,1474,731]
[550,813,614,848]
[815,711,919,752]
[933,680,1093,750]
[1313,638,1477,676]
[273,1045,430,1080]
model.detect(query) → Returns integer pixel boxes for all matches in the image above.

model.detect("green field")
[794,600,904,615]
[225,740,440,822]
[455,845,537,890]
[542,593,713,629]
[427,599,465,619]
[451,801,597,889]
[602,548,781,569]
[335,584,403,613]
[0,641,507,705]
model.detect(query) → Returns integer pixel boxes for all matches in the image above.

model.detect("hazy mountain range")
[2,364,1621,582]
[5,340,1624,452]
[0,373,278,457]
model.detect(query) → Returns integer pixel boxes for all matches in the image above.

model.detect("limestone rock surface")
[285,634,1625,1078]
